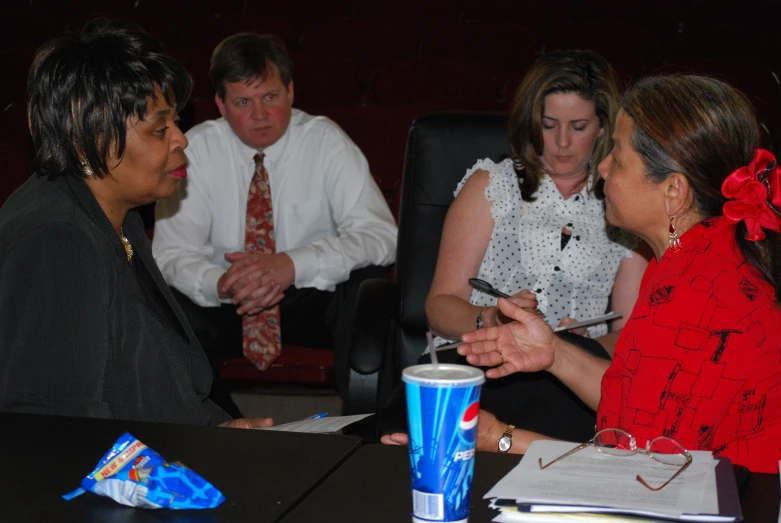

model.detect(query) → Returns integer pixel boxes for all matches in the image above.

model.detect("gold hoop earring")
[80,159,95,177]
[668,214,683,253]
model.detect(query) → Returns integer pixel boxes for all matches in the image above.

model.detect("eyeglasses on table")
[538,427,693,491]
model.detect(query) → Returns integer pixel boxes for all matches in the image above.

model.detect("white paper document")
[493,510,656,523]
[258,413,373,433]
[485,440,736,522]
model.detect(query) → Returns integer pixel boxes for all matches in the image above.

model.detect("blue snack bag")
[63,432,225,509]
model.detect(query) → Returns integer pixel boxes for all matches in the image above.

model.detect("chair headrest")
[396,112,511,333]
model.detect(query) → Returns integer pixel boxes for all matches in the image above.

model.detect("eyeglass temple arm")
[538,440,592,470]
[636,453,693,491]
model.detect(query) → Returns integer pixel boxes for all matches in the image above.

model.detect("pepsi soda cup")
[403,364,485,523]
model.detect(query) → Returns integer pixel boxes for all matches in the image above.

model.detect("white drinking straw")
[427,331,438,367]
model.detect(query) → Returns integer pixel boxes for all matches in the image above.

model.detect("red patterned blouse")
[597,217,781,473]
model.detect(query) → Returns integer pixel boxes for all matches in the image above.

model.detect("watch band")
[476,307,488,330]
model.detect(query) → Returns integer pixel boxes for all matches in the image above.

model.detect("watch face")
[498,436,511,452]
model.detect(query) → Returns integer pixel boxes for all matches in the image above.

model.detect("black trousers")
[173,265,389,416]
[379,331,610,443]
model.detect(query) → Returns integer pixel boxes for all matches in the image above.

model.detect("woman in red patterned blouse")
[459,75,781,473]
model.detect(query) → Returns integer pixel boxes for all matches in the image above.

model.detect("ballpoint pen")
[305,413,328,419]
[552,311,622,332]
[468,278,511,299]
[468,278,545,318]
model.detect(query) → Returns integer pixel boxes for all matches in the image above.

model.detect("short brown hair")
[210,33,293,100]
[509,50,619,200]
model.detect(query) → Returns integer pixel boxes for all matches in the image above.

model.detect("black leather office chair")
[343,112,511,435]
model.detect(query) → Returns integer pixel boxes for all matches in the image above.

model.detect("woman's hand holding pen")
[487,289,539,327]
[467,280,543,327]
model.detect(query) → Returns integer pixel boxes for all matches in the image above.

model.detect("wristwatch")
[498,424,515,453]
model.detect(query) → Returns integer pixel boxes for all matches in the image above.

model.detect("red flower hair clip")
[722,148,781,241]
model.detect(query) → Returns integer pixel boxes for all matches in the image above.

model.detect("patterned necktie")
[241,153,282,370]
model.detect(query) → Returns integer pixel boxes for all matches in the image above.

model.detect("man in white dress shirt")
[153,33,397,405]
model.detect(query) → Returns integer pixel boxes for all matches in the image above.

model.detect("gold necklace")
[120,227,133,263]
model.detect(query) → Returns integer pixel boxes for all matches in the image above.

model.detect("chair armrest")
[348,278,398,374]
[343,278,397,424]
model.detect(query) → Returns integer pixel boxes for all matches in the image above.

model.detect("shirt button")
[535,288,542,293]
[575,236,580,241]
[567,223,573,227]
[554,266,560,271]
[574,196,580,201]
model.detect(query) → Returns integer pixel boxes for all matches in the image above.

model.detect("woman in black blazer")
[0,19,271,429]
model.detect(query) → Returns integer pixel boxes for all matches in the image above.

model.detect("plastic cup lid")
[402,363,485,387]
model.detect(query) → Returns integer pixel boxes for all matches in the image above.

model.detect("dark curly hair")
[27,18,192,179]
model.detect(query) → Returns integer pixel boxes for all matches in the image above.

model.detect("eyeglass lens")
[594,430,687,466]
[648,437,688,466]
[594,428,635,456]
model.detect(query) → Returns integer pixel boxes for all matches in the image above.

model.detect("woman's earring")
[668,214,682,253]
[80,158,94,177]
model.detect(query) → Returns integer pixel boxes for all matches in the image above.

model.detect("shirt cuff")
[285,245,318,287]
[202,266,229,306]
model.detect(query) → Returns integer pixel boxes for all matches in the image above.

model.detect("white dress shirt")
[153,109,398,307]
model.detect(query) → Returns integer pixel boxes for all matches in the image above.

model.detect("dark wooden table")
[281,444,781,523]
[280,444,519,522]
[0,412,361,523]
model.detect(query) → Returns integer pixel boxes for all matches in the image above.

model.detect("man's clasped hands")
[217,252,295,315]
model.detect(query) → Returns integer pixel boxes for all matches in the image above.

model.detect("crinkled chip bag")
[63,432,225,509]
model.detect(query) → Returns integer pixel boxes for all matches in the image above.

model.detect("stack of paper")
[485,440,742,522]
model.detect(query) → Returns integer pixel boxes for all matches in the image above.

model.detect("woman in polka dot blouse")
[383,51,651,448]
[427,50,649,350]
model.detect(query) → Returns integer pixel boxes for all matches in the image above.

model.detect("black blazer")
[0,173,230,426]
